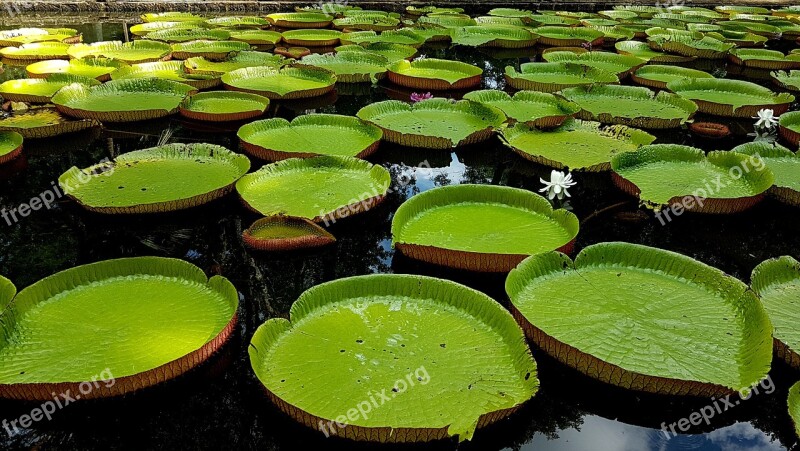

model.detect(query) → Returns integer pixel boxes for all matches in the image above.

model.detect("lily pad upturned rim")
[630,64,715,90]
[667,78,795,118]
[505,241,772,396]
[610,144,774,213]
[732,141,800,206]
[238,114,382,160]
[387,58,483,90]
[615,40,697,63]
[0,74,100,103]
[0,108,100,139]
[0,131,24,165]
[25,58,130,82]
[221,65,336,100]
[729,48,800,70]
[449,25,539,48]
[356,98,506,149]
[504,62,620,93]
[242,215,336,251]
[779,111,800,148]
[249,273,538,442]
[533,25,605,46]
[0,257,238,401]
[281,29,343,47]
[52,78,196,123]
[66,40,173,64]
[0,42,71,61]
[541,50,646,78]
[170,40,252,60]
[462,89,580,128]
[265,12,334,29]
[560,84,698,129]
[392,184,579,272]
[59,143,250,214]
[790,381,800,439]
[771,70,800,93]
[179,91,270,122]
[236,155,391,222]
[500,119,656,171]
[751,256,800,369]
[298,51,389,83]
[110,61,221,90]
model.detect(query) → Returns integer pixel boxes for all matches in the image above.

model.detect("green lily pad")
[236,156,390,221]
[417,14,477,28]
[528,14,580,26]
[141,12,204,23]
[227,30,282,45]
[59,143,250,213]
[357,98,505,149]
[533,26,604,46]
[450,25,538,48]
[335,43,416,62]
[790,382,800,439]
[591,25,636,43]
[205,16,269,28]
[463,90,580,128]
[129,21,205,37]
[729,48,800,70]
[180,91,269,122]
[238,114,382,160]
[281,29,342,47]
[406,5,464,15]
[0,257,238,400]
[111,61,220,89]
[387,58,482,90]
[751,256,800,368]
[184,51,285,76]
[266,12,333,29]
[170,40,251,60]
[333,14,401,31]
[0,131,23,164]
[542,50,645,78]
[487,8,534,18]
[0,42,71,61]
[249,273,538,442]
[25,58,129,82]
[706,30,769,47]
[221,65,336,99]
[144,28,231,43]
[68,40,172,64]
[52,78,195,122]
[667,78,795,117]
[718,20,782,39]
[474,16,529,26]
[774,69,800,92]
[506,241,773,395]
[505,62,619,92]
[611,144,774,211]
[340,29,426,47]
[615,40,695,63]
[631,64,714,89]
[242,215,336,251]
[648,33,734,59]
[501,119,655,171]
[0,107,100,139]
[300,51,388,83]
[0,28,80,46]
[561,85,697,129]
[0,74,99,103]
[733,141,800,206]
[392,184,579,272]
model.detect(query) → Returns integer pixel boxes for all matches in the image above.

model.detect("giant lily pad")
[561,85,697,129]
[615,40,695,63]
[129,21,205,37]
[450,25,538,48]
[281,29,342,47]
[0,28,80,46]
[506,242,773,396]
[141,12,204,23]
[501,119,655,171]
[791,382,800,439]
[729,48,800,70]
[387,58,482,90]
[340,29,426,47]
[667,78,795,117]
[222,65,335,99]
[771,70,800,92]
[719,20,782,39]
[59,143,250,214]
[111,61,220,90]
[26,58,129,82]
[300,51,388,83]
[52,79,195,122]
[144,28,231,43]
[0,257,238,401]
[249,274,538,442]
[242,216,336,251]
[751,256,800,368]
[180,91,269,122]
[533,26,604,46]
[184,51,285,76]
[266,12,333,29]
[733,142,800,206]
[611,144,774,213]
[406,5,464,15]
[170,40,251,60]
[648,33,734,60]
[463,90,580,128]
[68,41,172,64]
[779,111,800,148]
[227,30,283,46]
[357,98,505,149]
[238,114,382,160]
[505,62,619,93]
[236,156,390,222]
[0,131,23,164]
[705,30,768,47]
[0,74,99,103]
[205,16,269,28]
[541,50,645,78]
[333,14,401,31]
[335,42,416,62]
[631,64,714,90]
[0,42,70,61]
[0,107,100,139]
[392,184,578,272]
[488,8,534,19]
[418,14,477,28]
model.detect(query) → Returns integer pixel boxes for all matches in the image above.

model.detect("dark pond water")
[0,18,799,451]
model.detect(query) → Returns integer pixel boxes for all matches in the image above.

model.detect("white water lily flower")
[539,170,577,200]
[753,108,778,129]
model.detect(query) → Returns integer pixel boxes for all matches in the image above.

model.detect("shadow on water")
[0,16,798,451]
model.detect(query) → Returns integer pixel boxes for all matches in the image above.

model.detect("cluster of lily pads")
[1,3,800,445]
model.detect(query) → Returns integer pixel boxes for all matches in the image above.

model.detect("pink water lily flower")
[410,92,433,102]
